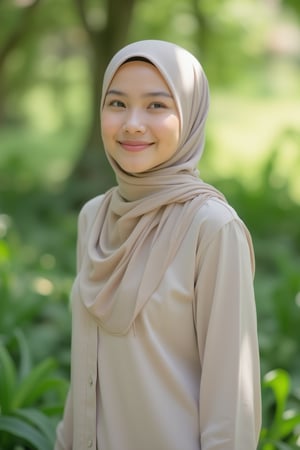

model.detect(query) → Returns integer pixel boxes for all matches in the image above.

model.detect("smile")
[118,140,154,152]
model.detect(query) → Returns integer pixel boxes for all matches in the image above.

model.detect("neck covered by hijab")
[79,40,228,335]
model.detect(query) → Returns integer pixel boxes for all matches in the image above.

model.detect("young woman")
[55,40,261,450]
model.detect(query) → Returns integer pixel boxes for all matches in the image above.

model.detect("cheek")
[161,115,180,145]
[101,113,119,140]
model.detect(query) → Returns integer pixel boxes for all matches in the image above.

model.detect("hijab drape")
[79,40,230,335]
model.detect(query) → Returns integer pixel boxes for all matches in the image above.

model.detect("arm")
[54,206,87,450]
[195,219,261,450]
[54,390,73,450]
[53,194,105,449]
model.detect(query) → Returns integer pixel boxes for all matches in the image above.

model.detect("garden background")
[0,0,300,448]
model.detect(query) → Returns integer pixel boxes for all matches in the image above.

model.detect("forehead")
[108,60,171,92]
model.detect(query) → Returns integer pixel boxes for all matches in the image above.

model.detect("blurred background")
[0,0,299,448]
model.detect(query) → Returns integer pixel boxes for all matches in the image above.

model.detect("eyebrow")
[106,89,173,99]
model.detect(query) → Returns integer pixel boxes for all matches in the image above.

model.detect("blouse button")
[87,439,93,448]
[88,375,93,386]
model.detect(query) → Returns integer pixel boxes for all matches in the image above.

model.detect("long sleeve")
[54,390,73,450]
[195,219,261,450]
[53,205,88,450]
[53,196,104,450]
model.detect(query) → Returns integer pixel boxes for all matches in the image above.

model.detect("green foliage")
[0,331,68,449]
[259,370,300,449]
[0,212,74,371]
[283,0,300,17]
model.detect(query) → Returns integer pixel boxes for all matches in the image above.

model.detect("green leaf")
[263,369,291,438]
[260,443,276,450]
[274,442,300,450]
[0,239,11,264]
[41,402,66,416]
[0,415,52,450]
[19,376,69,406]
[264,369,290,411]
[14,328,32,380]
[0,341,16,413]
[15,408,56,447]
[11,358,57,409]
[277,410,300,438]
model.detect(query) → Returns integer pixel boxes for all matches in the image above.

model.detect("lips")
[118,140,154,152]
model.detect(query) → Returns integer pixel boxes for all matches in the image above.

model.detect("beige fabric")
[55,40,261,449]
[55,196,261,450]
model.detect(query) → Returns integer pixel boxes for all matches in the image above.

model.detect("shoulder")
[192,197,254,271]
[194,197,239,232]
[80,194,106,215]
[192,197,247,250]
[77,194,106,232]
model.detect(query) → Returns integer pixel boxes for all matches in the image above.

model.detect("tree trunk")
[68,0,136,205]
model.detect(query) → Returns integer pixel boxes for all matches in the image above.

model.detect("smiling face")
[101,60,180,174]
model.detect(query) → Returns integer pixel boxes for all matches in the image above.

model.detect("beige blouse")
[54,196,261,450]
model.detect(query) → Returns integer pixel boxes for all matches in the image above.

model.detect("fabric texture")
[78,39,254,336]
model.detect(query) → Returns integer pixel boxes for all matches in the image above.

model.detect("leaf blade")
[11,357,57,409]
[0,415,52,450]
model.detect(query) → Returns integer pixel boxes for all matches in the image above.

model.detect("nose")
[123,109,146,134]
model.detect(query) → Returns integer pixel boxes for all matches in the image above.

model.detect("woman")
[55,40,261,450]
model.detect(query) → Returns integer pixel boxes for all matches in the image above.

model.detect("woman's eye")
[149,102,166,109]
[108,100,126,108]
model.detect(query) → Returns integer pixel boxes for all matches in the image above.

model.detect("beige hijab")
[79,40,230,335]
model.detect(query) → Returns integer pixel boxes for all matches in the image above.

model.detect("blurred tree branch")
[0,0,40,123]
[283,0,300,18]
[74,0,92,36]
[190,0,209,56]
[0,0,40,72]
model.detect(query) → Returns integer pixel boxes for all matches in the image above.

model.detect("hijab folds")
[79,40,230,335]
